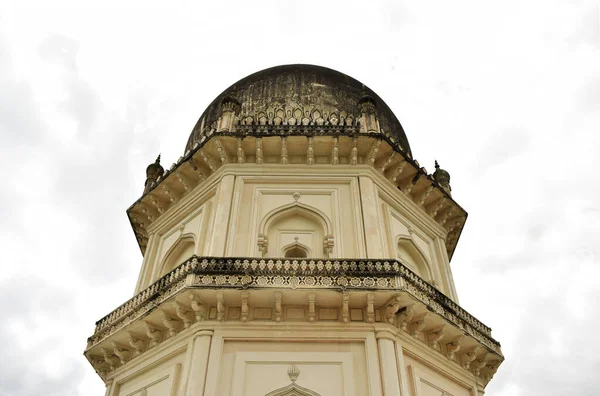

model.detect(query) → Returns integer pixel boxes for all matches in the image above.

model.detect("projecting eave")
[85,256,502,386]
[126,129,468,260]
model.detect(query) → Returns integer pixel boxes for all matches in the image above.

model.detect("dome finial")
[358,84,377,132]
[433,160,451,196]
[358,84,376,107]
[144,153,165,194]
[218,93,241,132]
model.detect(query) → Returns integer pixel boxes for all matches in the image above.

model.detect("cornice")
[128,129,467,260]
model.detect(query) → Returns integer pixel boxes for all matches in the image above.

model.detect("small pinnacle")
[155,154,161,164]
[435,160,440,169]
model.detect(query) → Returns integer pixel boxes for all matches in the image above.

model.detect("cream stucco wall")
[102,322,483,396]
[96,163,494,396]
[133,165,457,301]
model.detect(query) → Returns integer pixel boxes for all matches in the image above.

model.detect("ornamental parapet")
[90,256,500,355]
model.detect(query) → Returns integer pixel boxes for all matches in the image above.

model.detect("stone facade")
[85,65,502,396]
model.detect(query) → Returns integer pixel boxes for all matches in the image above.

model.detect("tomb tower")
[85,65,503,396]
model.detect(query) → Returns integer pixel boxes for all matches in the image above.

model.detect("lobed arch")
[396,236,433,282]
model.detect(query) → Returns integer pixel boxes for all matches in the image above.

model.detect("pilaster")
[208,174,235,255]
[184,330,214,395]
[358,175,385,257]
[104,379,114,396]
[376,330,402,396]
[393,343,411,396]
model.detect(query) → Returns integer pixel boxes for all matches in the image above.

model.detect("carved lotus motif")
[257,276,268,286]
[289,276,300,289]
[337,277,348,286]
[320,277,332,286]
[364,278,375,287]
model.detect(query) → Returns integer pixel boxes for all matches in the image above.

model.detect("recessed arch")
[159,235,196,277]
[260,202,332,237]
[396,236,433,282]
[259,202,333,258]
[282,241,311,258]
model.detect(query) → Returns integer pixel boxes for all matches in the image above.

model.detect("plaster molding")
[129,135,466,260]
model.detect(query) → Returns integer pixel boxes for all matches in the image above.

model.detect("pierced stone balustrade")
[89,256,501,355]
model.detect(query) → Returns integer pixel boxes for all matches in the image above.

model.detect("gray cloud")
[569,3,600,49]
[0,33,46,146]
[578,75,600,112]
[0,30,154,395]
[0,2,599,396]
[38,35,100,137]
[490,278,600,395]
[31,34,151,283]
[474,127,531,175]
[0,277,84,396]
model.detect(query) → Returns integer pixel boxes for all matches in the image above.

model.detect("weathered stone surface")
[185,64,411,156]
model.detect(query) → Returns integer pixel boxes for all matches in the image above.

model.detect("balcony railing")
[89,256,501,354]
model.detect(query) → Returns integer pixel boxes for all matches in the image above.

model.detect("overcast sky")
[0,1,599,395]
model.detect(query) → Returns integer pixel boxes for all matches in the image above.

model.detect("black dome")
[186,64,411,156]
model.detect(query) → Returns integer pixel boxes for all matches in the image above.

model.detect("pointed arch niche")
[159,236,196,277]
[283,241,310,258]
[396,237,433,282]
[258,203,333,258]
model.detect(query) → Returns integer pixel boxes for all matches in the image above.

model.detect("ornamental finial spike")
[144,153,165,194]
[287,364,300,382]
[433,160,452,196]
